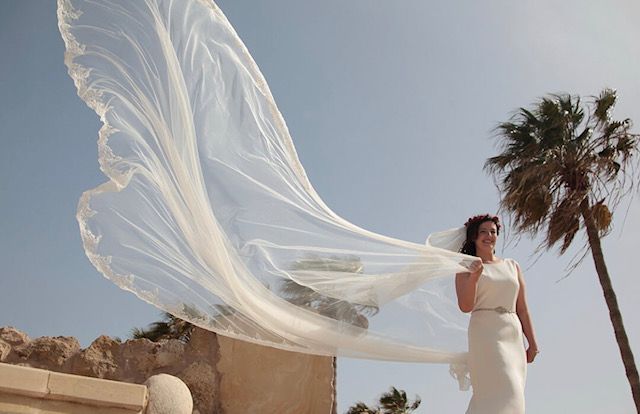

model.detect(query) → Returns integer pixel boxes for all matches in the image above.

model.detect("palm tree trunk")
[581,199,640,412]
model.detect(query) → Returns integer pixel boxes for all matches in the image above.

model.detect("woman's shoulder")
[501,258,523,275]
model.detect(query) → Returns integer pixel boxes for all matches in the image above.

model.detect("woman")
[455,215,539,414]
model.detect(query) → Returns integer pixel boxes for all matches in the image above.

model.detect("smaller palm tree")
[131,311,195,343]
[284,254,379,328]
[130,303,209,343]
[346,387,421,414]
[285,254,379,414]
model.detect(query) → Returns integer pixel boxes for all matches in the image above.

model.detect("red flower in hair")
[464,214,501,232]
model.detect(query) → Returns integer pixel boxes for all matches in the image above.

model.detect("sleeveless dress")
[466,259,526,414]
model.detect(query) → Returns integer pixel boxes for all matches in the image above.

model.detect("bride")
[456,214,538,413]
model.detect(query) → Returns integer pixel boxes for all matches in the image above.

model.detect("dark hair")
[460,214,501,256]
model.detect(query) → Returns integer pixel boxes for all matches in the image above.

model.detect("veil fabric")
[57,0,476,385]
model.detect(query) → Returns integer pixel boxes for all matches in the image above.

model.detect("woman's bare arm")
[514,261,539,363]
[455,260,483,313]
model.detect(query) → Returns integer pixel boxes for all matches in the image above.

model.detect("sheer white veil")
[58,0,475,388]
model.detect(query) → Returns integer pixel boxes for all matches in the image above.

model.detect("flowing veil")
[57,0,476,387]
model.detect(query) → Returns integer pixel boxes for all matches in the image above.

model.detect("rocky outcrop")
[0,326,334,414]
[70,335,121,379]
[0,326,219,413]
[3,331,80,371]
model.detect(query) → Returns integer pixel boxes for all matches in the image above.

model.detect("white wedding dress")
[467,259,526,413]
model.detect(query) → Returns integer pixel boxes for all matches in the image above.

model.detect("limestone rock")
[119,338,159,381]
[185,327,218,359]
[0,340,10,361]
[179,361,217,414]
[0,327,30,346]
[154,339,186,368]
[9,335,80,370]
[69,335,120,379]
[144,373,193,414]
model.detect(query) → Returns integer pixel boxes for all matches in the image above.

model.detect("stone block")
[47,371,147,411]
[217,336,334,414]
[0,363,49,398]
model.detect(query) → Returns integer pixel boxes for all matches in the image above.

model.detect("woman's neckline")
[482,258,504,265]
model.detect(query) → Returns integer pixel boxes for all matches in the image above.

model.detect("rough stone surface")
[0,326,334,414]
[0,341,10,362]
[6,335,80,371]
[69,335,120,379]
[118,338,158,381]
[145,374,193,414]
[0,327,30,346]
[179,361,217,414]
[155,339,187,368]
[0,327,215,412]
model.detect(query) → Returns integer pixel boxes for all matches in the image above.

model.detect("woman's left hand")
[526,346,539,363]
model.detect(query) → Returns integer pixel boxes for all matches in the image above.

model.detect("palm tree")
[131,311,195,343]
[486,89,640,410]
[130,304,208,343]
[284,255,378,329]
[346,387,421,414]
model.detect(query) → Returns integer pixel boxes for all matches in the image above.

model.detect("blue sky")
[1,1,639,412]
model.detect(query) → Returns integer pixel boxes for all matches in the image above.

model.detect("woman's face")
[474,220,498,254]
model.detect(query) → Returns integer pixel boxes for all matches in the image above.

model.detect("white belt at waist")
[472,306,515,314]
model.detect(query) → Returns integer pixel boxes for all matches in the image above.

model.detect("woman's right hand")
[456,259,484,312]
[468,259,483,280]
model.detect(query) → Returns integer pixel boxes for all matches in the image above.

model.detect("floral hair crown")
[464,214,501,232]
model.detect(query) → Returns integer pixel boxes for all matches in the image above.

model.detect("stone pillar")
[216,336,334,414]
